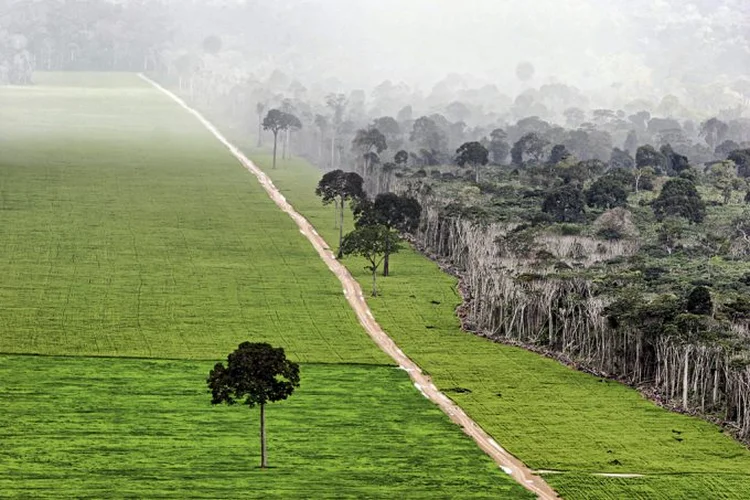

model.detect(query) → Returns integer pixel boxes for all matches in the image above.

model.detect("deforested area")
[3,0,750,498]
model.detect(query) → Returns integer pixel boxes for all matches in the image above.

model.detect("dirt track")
[140,73,559,500]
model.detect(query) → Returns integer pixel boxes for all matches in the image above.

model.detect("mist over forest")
[2,0,749,123]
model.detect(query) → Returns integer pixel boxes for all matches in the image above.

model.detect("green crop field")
[241,148,750,499]
[0,73,532,499]
[0,356,529,499]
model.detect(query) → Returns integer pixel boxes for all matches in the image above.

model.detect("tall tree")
[455,141,489,182]
[263,109,286,169]
[341,225,402,296]
[207,342,300,469]
[315,170,366,257]
[352,128,387,176]
[488,128,510,165]
[326,93,347,169]
[354,193,421,276]
[262,110,301,169]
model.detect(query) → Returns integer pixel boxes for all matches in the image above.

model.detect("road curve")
[140,73,559,500]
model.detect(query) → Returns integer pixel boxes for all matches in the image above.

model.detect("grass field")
[0,73,532,498]
[0,72,384,364]
[242,148,750,499]
[0,356,530,499]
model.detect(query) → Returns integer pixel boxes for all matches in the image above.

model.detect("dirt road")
[140,73,559,499]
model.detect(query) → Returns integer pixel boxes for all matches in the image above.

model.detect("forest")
[4,0,750,463]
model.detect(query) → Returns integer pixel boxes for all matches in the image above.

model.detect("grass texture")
[246,149,750,499]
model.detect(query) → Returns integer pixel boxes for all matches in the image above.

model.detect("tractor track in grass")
[139,73,559,500]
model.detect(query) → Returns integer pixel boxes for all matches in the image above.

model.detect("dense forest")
[4,0,750,442]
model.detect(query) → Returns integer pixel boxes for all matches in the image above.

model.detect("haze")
[211,0,749,101]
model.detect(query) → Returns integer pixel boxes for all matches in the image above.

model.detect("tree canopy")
[652,178,706,223]
[207,342,300,469]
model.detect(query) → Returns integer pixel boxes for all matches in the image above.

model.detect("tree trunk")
[475,164,480,183]
[272,132,278,169]
[683,347,690,411]
[371,268,378,297]
[260,403,267,468]
[257,116,262,147]
[337,197,345,258]
[383,237,391,277]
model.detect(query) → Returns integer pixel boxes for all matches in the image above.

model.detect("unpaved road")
[140,74,559,500]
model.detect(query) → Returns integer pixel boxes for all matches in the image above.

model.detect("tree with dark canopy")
[455,141,489,182]
[652,178,706,223]
[394,150,409,166]
[728,149,750,178]
[341,225,402,296]
[542,184,586,222]
[548,144,572,165]
[263,109,301,169]
[354,193,421,276]
[586,177,629,209]
[687,287,713,316]
[207,342,300,469]
[636,144,667,174]
[610,148,635,170]
[315,170,366,257]
[660,144,690,176]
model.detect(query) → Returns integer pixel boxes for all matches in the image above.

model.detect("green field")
[0,356,528,499]
[240,149,750,498]
[0,73,531,498]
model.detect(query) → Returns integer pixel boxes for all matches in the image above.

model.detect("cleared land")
[0,73,531,498]
[0,356,529,499]
[243,149,750,499]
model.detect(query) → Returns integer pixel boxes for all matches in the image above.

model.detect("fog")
[221,0,749,100]
[2,0,749,119]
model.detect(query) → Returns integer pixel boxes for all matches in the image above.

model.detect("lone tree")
[263,109,301,169]
[315,170,365,257]
[652,178,706,223]
[341,224,402,296]
[455,141,489,182]
[354,193,421,276]
[207,342,300,469]
[263,109,286,169]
